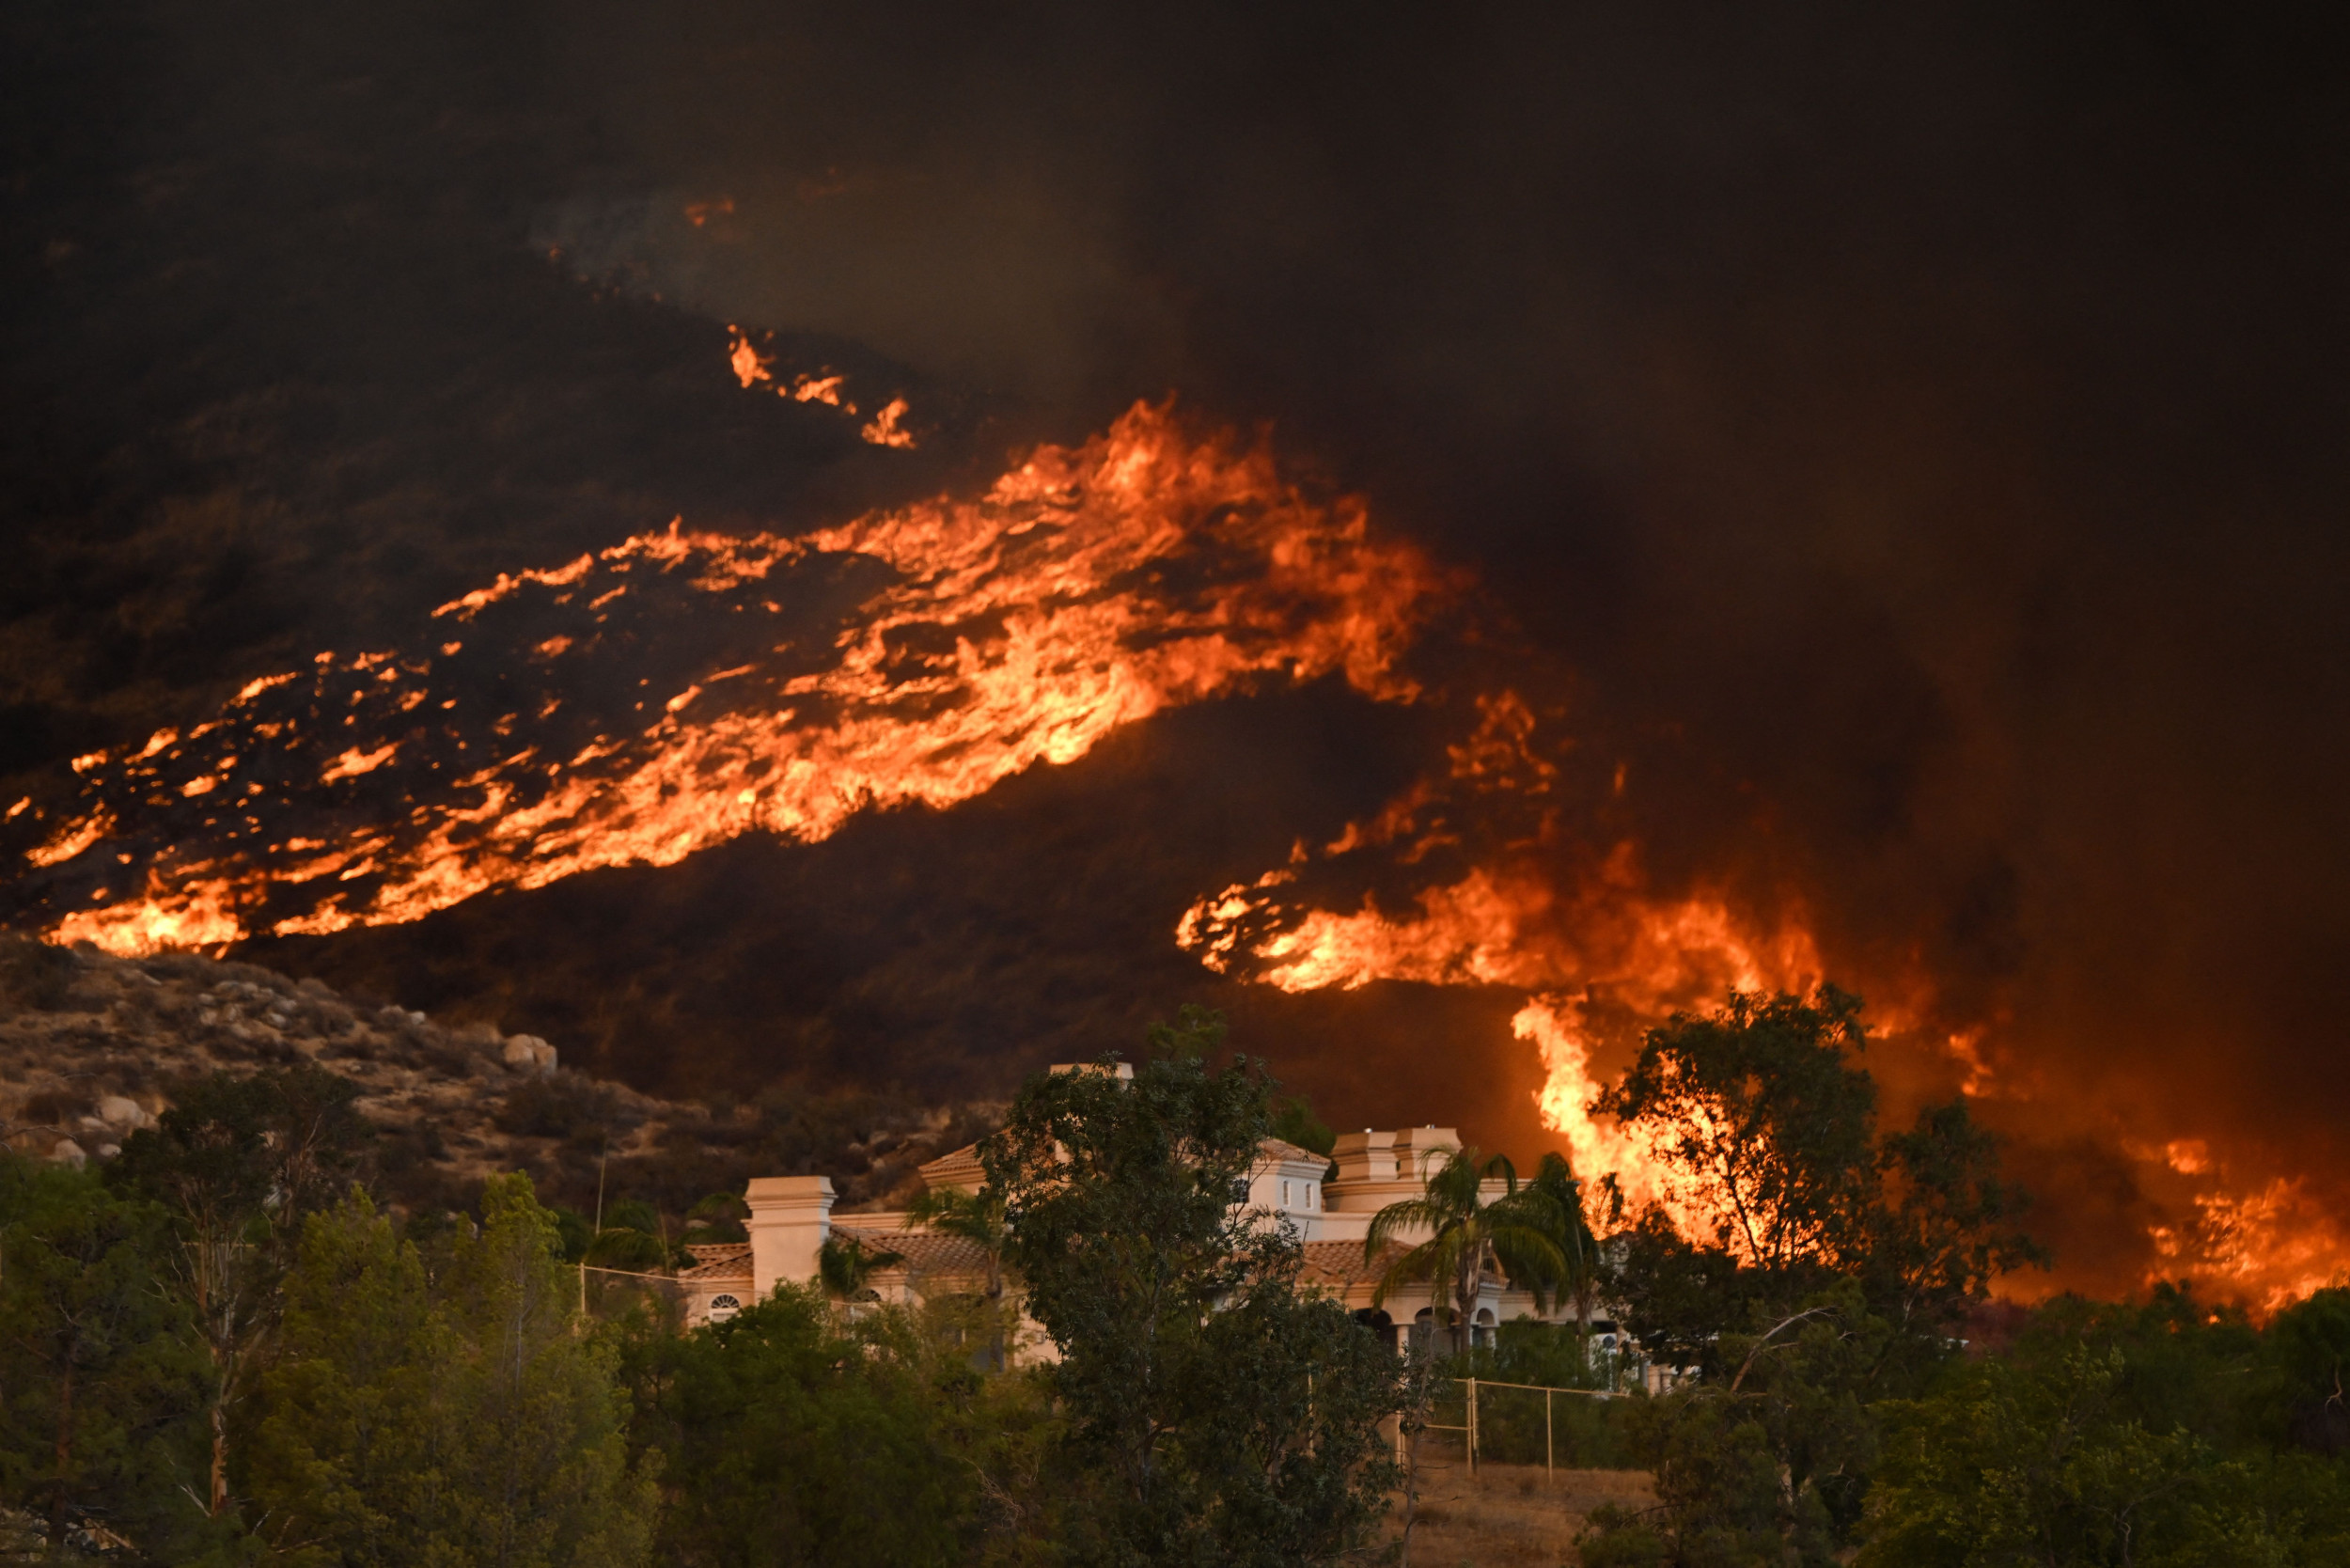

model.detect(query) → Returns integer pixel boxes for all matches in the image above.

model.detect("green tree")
[903,1183,1015,1370]
[620,1284,975,1567]
[107,1066,368,1521]
[245,1175,653,1568]
[1367,1146,1566,1358]
[1596,988,1879,1281]
[586,1199,675,1276]
[2257,1286,2350,1456]
[1580,1280,1892,1568]
[814,1231,902,1311]
[244,1188,444,1565]
[1607,1207,1756,1375]
[1598,990,2042,1366]
[1268,1096,1337,1159]
[1868,1100,2046,1331]
[989,1008,1402,1567]
[1860,1342,2263,1567]
[435,1173,655,1568]
[0,1153,220,1562]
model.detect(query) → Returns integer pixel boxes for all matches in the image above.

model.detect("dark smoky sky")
[6,1,2348,1287]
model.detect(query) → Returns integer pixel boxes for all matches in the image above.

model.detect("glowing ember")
[18,402,1435,956]
[861,397,915,448]
[723,325,917,447]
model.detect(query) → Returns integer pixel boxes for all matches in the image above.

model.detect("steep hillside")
[0,933,995,1225]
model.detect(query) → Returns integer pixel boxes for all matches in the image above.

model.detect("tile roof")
[1300,1239,1410,1290]
[679,1243,753,1283]
[1258,1137,1334,1167]
[916,1142,986,1192]
[835,1225,994,1280]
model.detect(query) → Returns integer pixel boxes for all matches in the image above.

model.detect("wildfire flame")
[1174,682,1828,1218]
[1170,686,2343,1306]
[8,387,2332,1309]
[725,325,916,446]
[2149,1176,2349,1311]
[18,403,1436,955]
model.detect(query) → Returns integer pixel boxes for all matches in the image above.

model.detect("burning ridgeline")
[677,1063,1673,1388]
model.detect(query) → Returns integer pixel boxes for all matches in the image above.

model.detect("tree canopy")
[988,1007,1402,1567]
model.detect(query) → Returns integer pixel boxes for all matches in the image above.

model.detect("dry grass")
[1386,1456,1655,1568]
[0,934,980,1219]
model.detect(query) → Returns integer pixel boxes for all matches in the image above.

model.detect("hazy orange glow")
[32,402,1434,958]
[1172,682,2341,1304]
[2150,1176,2348,1311]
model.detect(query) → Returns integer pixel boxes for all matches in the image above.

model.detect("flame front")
[11,393,2335,1309]
[19,404,1435,954]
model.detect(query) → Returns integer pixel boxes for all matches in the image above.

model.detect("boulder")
[501,1035,557,1075]
[52,1138,86,1168]
[97,1094,151,1128]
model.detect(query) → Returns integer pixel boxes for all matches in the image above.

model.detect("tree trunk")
[48,1364,73,1550]
[985,1258,1007,1373]
[210,1395,230,1516]
[1450,1273,1467,1359]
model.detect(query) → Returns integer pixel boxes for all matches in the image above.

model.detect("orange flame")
[722,325,915,445]
[1174,678,1845,1227]
[860,396,915,448]
[2149,1174,2349,1311]
[24,403,1436,955]
[1180,843,1822,1215]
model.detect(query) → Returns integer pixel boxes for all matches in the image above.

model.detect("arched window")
[708,1294,742,1323]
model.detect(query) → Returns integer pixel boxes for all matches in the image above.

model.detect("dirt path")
[1387,1460,1655,1567]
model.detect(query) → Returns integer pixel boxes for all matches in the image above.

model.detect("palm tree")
[817,1231,903,1316]
[1520,1152,1604,1341]
[1368,1147,1567,1359]
[904,1184,1013,1371]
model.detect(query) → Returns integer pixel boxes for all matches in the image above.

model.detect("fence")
[1413,1375,1625,1476]
[577,1261,695,1318]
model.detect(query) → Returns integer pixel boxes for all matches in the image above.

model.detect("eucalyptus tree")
[106,1064,368,1521]
[1594,987,1879,1284]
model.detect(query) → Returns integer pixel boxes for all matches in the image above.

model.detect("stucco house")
[678,1066,1582,1353]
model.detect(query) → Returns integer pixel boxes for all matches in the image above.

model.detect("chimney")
[1396,1126,1462,1180]
[1332,1128,1398,1184]
[744,1175,835,1295]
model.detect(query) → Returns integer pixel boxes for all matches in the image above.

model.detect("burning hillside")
[6,403,1437,955]
[3,386,2337,1309]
